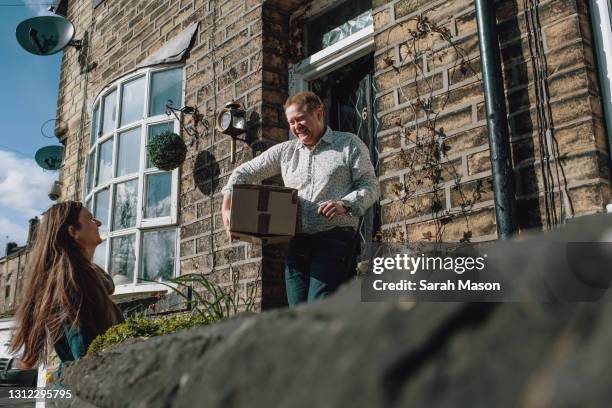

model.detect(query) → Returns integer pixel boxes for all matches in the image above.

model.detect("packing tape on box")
[257,213,270,234]
[257,189,269,211]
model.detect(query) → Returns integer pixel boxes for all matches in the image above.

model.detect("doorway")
[288,0,379,256]
[310,53,381,256]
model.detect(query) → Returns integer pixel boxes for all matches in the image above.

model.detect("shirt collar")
[320,126,334,144]
[299,126,333,150]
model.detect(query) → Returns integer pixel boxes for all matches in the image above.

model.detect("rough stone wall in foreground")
[57,299,612,408]
[55,213,612,407]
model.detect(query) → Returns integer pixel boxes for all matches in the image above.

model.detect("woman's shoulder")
[92,264,124,324]
[92,264,115,295]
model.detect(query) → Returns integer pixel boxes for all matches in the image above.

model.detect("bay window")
[84,66,183,292]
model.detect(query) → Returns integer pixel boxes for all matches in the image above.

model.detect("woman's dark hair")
[10,201,118,367]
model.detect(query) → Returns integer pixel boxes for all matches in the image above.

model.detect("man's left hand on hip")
[317,200,348,219]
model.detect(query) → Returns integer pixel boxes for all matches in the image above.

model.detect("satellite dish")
[35,145,64,170]
[15,16,80,56]
[41,118,68,139]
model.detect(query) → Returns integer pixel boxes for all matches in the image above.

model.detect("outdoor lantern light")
[216,102,247,136]
[216,102,249,163]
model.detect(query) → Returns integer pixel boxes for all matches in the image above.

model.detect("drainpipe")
[474,0,518,239]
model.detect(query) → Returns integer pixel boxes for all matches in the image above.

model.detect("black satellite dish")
[16,16,80,56]
[35,145,64,170]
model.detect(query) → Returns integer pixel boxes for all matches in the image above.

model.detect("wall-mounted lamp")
[215,102,258,163]
[165,100,260,163]
[216,102,247,137]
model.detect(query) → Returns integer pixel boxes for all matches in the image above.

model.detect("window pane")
[93,240,107,269]
[149,69,182,117]
[109,234,135,285]
[147,122,173,168]
[94,188,110,236]
[96,138,113,186]
[120,76,145,126]
[90,105,99,147]
[145,172,171,218]
[101,89,117,135]
[306,0,372,54]
[116,127,141,176]
[142,229,176,281]
[85,152,95,196]
[112,179,138,231]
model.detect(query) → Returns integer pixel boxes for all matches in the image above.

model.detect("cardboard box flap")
[233,184,299,200]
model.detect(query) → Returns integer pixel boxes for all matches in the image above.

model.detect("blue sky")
[0,1,62,256]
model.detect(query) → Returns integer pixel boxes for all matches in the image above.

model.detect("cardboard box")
[230,184,298,245]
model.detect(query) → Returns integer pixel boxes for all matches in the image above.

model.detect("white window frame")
[595,0,612,102]
[288,0,375,94]
[84,65,185,295]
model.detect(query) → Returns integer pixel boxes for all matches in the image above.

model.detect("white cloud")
[0,150,56,218]
[24,1,55,17]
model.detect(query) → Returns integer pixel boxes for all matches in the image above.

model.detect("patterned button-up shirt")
[222,127,380,234]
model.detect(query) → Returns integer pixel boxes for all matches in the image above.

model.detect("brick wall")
[372,0,611,242]
[55,0,298,310]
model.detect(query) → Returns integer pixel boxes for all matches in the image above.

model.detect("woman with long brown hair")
[10,201,123,371]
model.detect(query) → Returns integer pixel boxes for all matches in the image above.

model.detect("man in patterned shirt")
[221,91,380,306]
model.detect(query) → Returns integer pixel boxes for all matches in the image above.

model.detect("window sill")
[112,282,175,299]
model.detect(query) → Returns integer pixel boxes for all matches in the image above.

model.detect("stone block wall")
[372,0,611,242]
[498,0,611,227]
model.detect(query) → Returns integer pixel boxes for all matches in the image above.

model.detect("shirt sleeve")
[221,142,285,195]
[340,137,380,216]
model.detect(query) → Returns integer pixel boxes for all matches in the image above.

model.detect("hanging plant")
[147,131,187,171]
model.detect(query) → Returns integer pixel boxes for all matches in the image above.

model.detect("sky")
[0,1,62,256]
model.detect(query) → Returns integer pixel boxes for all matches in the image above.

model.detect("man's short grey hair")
[284,91,324,112]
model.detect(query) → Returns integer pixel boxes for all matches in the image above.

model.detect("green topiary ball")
[147,131,187,171]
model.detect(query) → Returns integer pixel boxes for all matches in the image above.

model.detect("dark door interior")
[310,53,380,256]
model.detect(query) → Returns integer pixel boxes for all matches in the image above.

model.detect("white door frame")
[289,25,375,94]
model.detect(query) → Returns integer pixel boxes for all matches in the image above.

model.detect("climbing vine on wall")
[381,15,483,244]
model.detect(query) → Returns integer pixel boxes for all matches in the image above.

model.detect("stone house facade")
[0,218,38,316]
[0,248,28,316]
[4,0,609,311]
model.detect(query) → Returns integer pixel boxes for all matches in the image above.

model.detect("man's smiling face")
[285,103,326,148]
